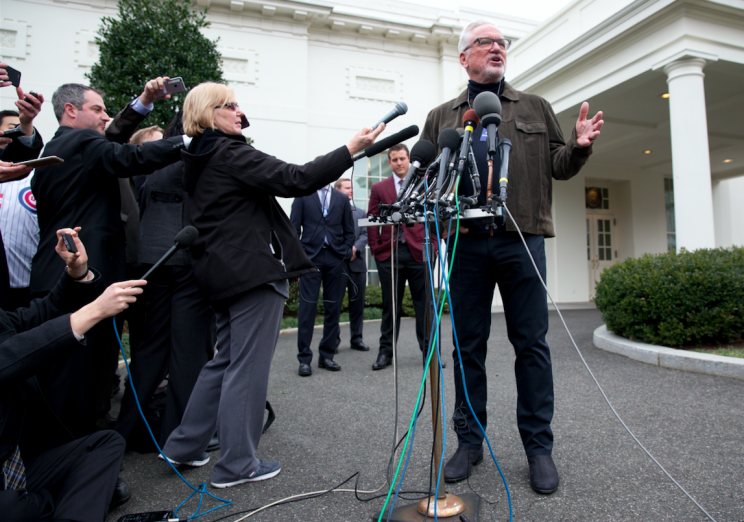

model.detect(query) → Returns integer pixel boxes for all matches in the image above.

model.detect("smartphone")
[23,90,38,103]
[162,77,186,95]
[1,126,25,139]
[4,65,21,87]
[117,512,171,522]
[14,156,64,169]
[61,233,78,254]
[241,114,250,129]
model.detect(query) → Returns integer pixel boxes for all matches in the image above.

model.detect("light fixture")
[644,150,652,154]
[723,159,732,163]
[661,93,670,99]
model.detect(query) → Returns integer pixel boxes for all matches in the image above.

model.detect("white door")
[587,215,616,299]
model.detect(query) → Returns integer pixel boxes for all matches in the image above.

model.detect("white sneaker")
[211,460,281,488]
[158,452,210,467]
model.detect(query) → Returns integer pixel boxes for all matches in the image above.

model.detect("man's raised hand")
[575,102,604,147]
[55,227,89,279]
[139,76,171,106]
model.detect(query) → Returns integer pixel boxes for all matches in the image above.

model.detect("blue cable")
[431,208,514,521]
[114,318,232,520]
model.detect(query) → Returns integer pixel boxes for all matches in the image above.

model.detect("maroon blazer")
[367,175,436,263]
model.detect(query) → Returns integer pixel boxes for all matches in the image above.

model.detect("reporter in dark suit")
[0,227,146,521]
[290,182,355,374]
[334,177,369,352]
[29,79,188,439]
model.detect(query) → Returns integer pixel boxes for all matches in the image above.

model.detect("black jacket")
[290,188,354,261]
[0,269,102,471]
[181,129,353,303]
[30,105,185,293]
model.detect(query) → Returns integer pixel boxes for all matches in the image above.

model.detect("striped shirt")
[0,172,39,288]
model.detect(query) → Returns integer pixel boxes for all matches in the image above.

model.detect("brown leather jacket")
[420,82,593,237]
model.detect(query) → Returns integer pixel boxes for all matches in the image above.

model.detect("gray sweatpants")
[162,285,284,483]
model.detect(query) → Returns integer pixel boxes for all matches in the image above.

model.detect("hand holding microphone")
[346,123,387,157]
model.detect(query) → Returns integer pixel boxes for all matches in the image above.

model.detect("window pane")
[606,234,611,246]
[599,249,605,261]
[606,248,612,260]
[597,220,603,232]
[603,200,609,209]
[604,220,610,232]
[602,188,608,198]
[598,234,604,246]
[588,248,591,261]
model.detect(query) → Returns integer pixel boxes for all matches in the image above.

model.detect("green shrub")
[595,247,744,347]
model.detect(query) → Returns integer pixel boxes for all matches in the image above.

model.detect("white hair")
[458,19,499,53]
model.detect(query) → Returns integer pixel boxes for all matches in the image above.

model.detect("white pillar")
[663,58,715,251]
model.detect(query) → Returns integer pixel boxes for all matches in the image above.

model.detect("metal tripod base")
[372,492,480,522]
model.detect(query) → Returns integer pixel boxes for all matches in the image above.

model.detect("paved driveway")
[108,309,744,521]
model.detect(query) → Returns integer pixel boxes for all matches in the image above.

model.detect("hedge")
[594,247,744,347]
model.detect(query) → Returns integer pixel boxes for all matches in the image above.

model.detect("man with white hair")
[420,20,603,494]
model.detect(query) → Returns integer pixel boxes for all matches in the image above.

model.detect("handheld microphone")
[371,101,408,131]
[141,226,199,281]
[473,91,502,157]
[351,125,419,161]
[397,139,435,202]
[436,128,460,196]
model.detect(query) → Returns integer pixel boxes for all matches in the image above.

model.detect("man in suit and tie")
[334,178,369,352]
[27,79,188,450]
[291,179,355,376]
[367,144,435,371]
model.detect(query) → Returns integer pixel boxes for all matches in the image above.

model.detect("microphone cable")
[113,318,233,520]
[500,204,717,522]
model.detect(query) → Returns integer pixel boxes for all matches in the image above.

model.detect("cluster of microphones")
[366,91,512,227]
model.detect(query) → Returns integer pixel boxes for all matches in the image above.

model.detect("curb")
[593,325,744,381]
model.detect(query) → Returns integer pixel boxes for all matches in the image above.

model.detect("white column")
[663,58,715,251]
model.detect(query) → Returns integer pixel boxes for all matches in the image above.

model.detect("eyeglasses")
[215,102,240,111]
[463,37,512,52]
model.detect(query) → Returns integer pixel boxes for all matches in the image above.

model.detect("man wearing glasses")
[420,20,603,494]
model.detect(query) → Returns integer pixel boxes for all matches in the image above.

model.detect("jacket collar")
[450,80,519,110]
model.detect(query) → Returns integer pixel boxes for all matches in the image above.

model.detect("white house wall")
[713,177,744,248]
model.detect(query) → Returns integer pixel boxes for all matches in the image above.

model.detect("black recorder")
[117,511,171,522]
[61,233,78,254]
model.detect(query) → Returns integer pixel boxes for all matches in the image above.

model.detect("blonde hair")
[183,82,235,137]
[130,125,164,145]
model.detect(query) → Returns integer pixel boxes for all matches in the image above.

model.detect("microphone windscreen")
[438,128,461,151]
[462,109,480,128]
[395,102,409,115]
[410,139,435,165]
[364,125,420,158]
[473,91,502,119]
[174,226,199,248]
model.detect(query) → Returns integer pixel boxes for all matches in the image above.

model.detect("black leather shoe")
[372,354,392,370]
[528,455,559,494]
[318,358,341,371]
[298,363,312,376]
[206,435,220,452]
[443,445,483,483]
[109,477,132,510]
[351,341,370,352]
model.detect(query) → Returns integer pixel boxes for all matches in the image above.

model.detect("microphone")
[455,109,480,179]
[436,128,460,195]
[351,125,419,161]
[473,91,502,157]
[397,139,435,202]
[371,102,408,131]
[497,139,513,202]
[141,226,199,281]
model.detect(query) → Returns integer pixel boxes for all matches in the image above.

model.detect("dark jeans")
[297,247,343,363]
[376,241,427,358]
[1,431,125,522]
[448,232,554,456]
[341,261,366,345]
[116,265,215,447]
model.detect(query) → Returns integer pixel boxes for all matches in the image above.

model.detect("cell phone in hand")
[14,156,64,169]
[23,90,38,103]
[159,77,186,96]
[1,125,25,139]
[61,233,78,254]
[4,65,21,87]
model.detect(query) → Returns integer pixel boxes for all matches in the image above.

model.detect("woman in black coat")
[160,82,383,488]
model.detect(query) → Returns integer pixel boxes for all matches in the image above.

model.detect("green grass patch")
[691,347,744,359]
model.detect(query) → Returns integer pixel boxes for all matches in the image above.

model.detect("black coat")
[0,269,102,470]
[290,188,354,261]
[181,129,354,303]
[30,105,185,293]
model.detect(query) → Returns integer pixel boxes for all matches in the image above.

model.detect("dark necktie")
[2,446,27,491]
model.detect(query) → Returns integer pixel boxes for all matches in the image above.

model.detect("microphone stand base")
[372,492,479,521]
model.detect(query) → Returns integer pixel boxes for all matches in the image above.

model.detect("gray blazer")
[349,205,368,273]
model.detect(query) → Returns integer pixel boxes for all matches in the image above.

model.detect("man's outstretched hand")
[575,102,604,147]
